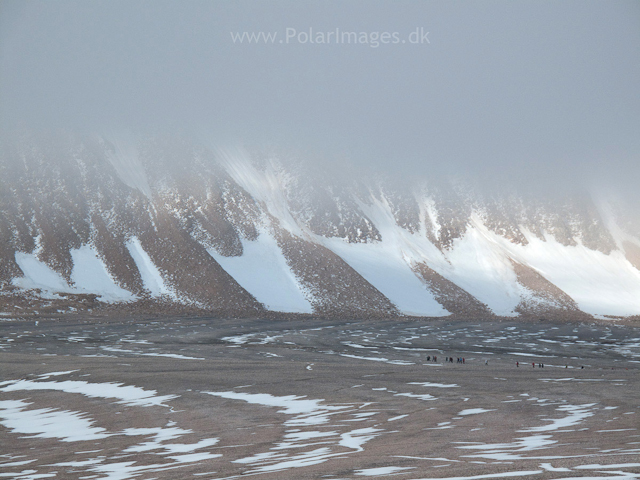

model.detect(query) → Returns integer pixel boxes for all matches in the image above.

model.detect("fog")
[1,0,638,195]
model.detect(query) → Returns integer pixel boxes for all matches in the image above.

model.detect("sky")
[1,0,639,191]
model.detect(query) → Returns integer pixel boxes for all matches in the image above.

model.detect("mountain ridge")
[2,133,639,320]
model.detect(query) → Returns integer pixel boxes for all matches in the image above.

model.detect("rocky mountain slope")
[2,132,639,320]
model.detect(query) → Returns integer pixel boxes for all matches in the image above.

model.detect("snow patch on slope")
[12,252,74,297]
[104,136,152,199]
[217,147,303,235]
[323,237,448,317]
[322,196,449,317]
[70,245,135,302]
[330,198,529,316]
[207,229,313,313]
[12,248,135,302]
[495,228,640,317]
[421,196,441,241]
[215,151,521,316]
[443,216,525,315]
[592,191,640,249]
[125,237,175,299]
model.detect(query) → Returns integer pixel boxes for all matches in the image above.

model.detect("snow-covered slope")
[207,228,313,314]
[1,133,639,319]
[125,237,174,299]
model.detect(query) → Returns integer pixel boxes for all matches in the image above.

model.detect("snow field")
[13,246,135,302]
[207,228,313,313]
[203,389,384,473]
[493,227,640,317]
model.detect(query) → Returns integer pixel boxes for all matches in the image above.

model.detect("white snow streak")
[13,247,135,302]
[70,245,135,302]
[12,252,73,296]
[207,229,313,313]
[125,237,174,298]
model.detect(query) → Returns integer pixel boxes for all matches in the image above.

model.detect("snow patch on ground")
[0,379,177,408]
[518,403,596,433]
[409,471,544,480]
[0,399,110,442]
[409,382,459,388]
[355,465,415,476]
[203,391,349,426]
[339,354,415,365]
[221,333,283,345]
[204,390,383,474]
[458,408,496,416]
[99,346,204,360]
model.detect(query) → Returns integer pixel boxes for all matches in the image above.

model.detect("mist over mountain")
[1,131,639,319]
[2,1,639,188]
[1,1,639,318]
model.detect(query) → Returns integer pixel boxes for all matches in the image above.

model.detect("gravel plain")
[1,315,639,479]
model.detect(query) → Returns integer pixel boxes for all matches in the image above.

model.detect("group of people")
[515,361,545,367]
[426,355,465,364]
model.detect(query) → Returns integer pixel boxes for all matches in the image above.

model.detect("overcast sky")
[1,0,639,190]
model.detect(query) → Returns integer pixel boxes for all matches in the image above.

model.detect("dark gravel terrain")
[1,316,639,479]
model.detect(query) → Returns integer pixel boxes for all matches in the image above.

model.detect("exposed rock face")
[274,227,399,317]
[1,132,639,319]
[412,262,493,317]
[623,242,640,271]
[90,214,145,296]
[510,260,581,314]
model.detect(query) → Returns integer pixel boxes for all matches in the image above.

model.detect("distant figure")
[463,358,465,364]
[35,320,38,326]
[516,361,519,367]
[450,357,453,363]
[581,365,584,369]
[485,360,488,365]
[532,362,535,368]
[434,356,437,362]
[427,355,431,361]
